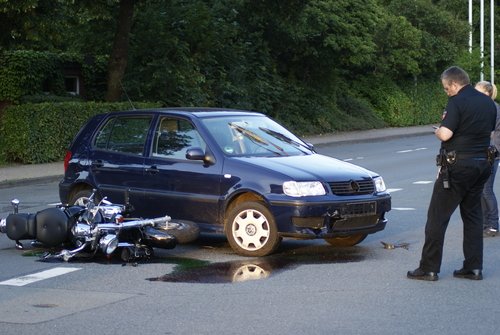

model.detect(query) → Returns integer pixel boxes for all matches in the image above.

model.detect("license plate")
[341,202,377,217]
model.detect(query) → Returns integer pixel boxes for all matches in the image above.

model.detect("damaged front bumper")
[269,193,391,239]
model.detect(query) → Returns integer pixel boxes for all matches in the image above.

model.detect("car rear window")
[94,116,152,155]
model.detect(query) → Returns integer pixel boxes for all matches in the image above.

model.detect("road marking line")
[413,181,433,184]
[393,207,416,211]
[342,157,364,161]
[0,267,81,287]
[386,188,402,193]
[396,147,427,153]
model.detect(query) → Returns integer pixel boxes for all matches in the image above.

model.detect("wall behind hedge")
[0,101,160,164]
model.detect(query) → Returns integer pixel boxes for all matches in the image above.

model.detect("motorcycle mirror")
[89,189,97,201]
[11,199,20,213]
[100,197,111,206]
[0,218,7,234]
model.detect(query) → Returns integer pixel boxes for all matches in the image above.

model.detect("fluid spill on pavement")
[147,245,366,284]
[17,237,369,284]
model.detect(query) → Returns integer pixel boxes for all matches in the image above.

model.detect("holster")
[487,145,498,164]
[436,148,451,189]
[436,149,456,166]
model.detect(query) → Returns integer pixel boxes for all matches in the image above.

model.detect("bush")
[355,75,445,127]
[20,93,84,104]
[258,80,386,136]
[336,94,387,130]
[401,78,447,125]
[0,101,160,164]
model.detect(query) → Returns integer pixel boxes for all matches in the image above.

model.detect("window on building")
[64,76,80,95]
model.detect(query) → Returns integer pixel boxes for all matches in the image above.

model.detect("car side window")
[94,116,152,155]
[152,117,205,159]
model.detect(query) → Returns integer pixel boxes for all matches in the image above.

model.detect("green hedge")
[354,76,447,127]
[0,101,160,164]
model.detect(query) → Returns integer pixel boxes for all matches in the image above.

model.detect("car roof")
[103,107,265,119]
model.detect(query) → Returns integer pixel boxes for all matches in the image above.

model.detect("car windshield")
[201,115,313,157]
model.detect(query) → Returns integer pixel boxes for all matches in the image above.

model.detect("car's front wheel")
[324,233,367,247]
[225,201,280,257]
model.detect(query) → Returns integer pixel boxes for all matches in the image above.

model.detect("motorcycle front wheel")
[157,220,200,244]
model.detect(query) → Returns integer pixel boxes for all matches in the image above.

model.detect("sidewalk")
[0,124,433,187]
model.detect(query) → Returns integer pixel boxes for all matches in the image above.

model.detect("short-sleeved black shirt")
[440,84,497,154]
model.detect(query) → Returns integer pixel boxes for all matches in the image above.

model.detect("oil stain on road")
[147,244,367,284]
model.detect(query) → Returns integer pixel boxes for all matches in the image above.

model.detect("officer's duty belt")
[455,152,487,160]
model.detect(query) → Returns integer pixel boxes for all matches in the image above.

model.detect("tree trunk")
[105,0,135,102]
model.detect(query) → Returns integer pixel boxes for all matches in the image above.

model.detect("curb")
[306,125,433,146]
[0,175,63,189]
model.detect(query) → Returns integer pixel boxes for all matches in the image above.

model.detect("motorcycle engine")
[72,223,92,238]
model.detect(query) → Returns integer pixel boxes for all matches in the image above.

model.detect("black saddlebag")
[36,208,70,247]
[6,213,36,240]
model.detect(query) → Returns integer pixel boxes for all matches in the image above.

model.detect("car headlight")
[283,181,326,197]
[373,176,387,192]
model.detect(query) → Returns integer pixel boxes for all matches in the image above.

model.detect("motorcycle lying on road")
[0,190,199,262]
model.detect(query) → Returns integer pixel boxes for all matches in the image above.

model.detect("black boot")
[407,268,438,281]
[453,268,483,280]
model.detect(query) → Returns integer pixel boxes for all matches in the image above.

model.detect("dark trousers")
[419,158,492,273]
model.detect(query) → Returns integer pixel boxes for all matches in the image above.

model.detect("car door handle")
[92,160,104,168]
[145,165,159,174]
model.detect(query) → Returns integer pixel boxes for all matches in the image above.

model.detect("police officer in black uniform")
[407,66,497,281]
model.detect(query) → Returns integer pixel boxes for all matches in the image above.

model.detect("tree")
[105,0,135,102]
[381,0,469,76]
[373,13,423,77]
[0,0,76,51]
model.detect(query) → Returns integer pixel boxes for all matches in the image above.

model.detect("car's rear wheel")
[69,189,95,206]
[225,201,280,257]
[324,233,367,247]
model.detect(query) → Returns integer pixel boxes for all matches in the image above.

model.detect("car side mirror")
[186,147,215,165]
[185,147,205,160]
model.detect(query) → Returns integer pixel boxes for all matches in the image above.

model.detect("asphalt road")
[1,133,500,335]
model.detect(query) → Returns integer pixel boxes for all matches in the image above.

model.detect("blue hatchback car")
[59,108,391,256]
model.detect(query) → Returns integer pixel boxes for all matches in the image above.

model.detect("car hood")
[231,154,378,181]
